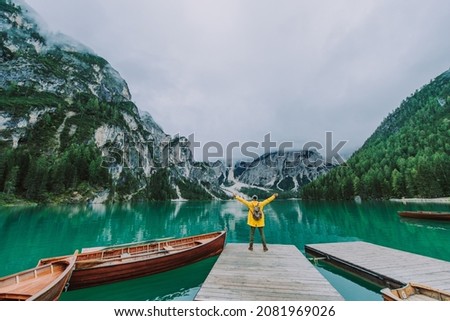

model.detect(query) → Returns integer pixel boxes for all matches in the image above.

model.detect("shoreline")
[390,197,450,204]
[3,197,449,207]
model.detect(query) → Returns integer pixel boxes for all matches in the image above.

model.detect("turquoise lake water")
[0,200,449,301]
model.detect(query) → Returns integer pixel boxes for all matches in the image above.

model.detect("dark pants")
[249,226,267,249]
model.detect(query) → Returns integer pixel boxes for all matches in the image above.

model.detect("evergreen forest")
[301,71,450,200]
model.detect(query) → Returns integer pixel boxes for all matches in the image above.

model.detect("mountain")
[0,0,330,204]
[301,69,450,200]
[0,0,211,203]
[232,150,332,196]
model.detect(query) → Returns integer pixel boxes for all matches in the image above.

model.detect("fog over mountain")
[24,0,450,157]
[1,0,334,203]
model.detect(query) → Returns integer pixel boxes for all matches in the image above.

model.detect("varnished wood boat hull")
[41,231,226,290]
[70,231,226,290]
[0,252,77,301]
[28,259,74,301]
[381,282,450,301]
[398,211,450,221]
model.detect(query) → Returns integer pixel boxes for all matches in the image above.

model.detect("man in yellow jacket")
[233,193,278,251]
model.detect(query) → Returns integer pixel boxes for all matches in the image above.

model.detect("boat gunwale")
[75,231,225,269]
[38,230,226,270]
[381,282,450,301]
[66,230,226,290]
[29,250,78,300]
[398,210,450,220]
[0,250,78,301]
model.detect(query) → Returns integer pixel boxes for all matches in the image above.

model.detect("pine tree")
[4,165,19,194]
[147,169,176,200]
[25,156,49,200]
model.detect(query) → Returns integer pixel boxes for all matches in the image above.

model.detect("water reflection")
[1,200,449,300]
[60,257,218,301]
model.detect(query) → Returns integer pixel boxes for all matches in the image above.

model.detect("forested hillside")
[1,1,326,204]
[0,0,212,204]
[301,70,450,200]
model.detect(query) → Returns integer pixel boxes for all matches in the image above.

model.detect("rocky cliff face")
[233,150,332,192]
[0,0,231,202]
[0,2,131,102]
[0,0,330,203]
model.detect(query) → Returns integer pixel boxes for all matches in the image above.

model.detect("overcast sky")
[23,0,450,160]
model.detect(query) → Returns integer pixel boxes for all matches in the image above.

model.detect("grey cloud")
[24,0,450,158]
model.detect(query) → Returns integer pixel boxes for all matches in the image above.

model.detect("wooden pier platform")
[195,243,344,301]
[305,241,450,292]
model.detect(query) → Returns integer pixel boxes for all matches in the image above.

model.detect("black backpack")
[252,203,262,220]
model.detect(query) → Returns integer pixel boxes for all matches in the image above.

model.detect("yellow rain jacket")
[235,194,277,227]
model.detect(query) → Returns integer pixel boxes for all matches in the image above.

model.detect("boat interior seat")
[195,238,211,245]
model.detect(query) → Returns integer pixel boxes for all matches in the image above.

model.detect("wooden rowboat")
[40,230,226,290]
[0,251,77,301]
[381,282,450,301]
[398,211,450,221]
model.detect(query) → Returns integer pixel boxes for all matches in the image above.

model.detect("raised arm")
[260,193,278,206]
[234,195,252,207]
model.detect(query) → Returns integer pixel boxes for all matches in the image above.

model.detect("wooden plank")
[305,241,450,293]
[195,243,343,301]
[0,272,62,295]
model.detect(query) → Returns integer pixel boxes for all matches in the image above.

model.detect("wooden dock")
[195,243,344,301]
[305,241,450,292]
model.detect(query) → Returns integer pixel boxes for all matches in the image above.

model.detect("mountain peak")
[1,0,131,102]
[0,1,332,203]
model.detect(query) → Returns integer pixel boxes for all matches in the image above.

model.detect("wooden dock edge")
[304,245,404,289]
[196,243,344,301]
